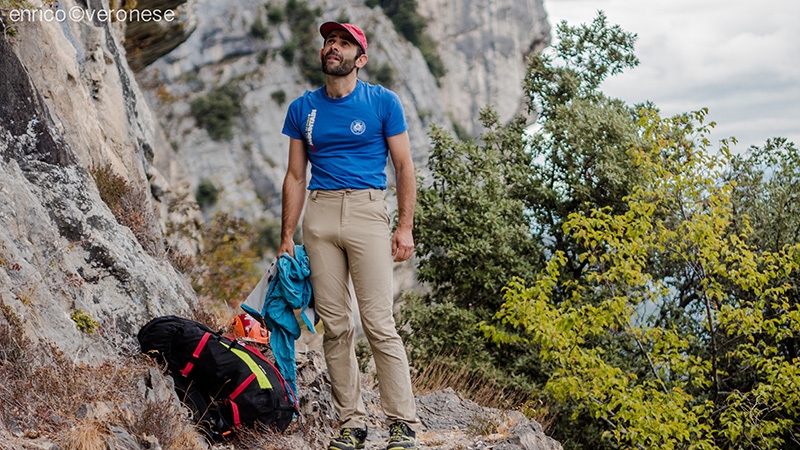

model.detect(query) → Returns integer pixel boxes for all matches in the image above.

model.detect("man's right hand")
[277,239,295,258]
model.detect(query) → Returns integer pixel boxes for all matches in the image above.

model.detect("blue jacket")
[243,245,314,395]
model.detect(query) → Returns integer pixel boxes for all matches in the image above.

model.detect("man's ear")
[355,53,368,69]
[319,48,324,61]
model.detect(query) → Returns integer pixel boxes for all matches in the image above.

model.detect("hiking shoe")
[386,422,419,450]
[329,426,368,450]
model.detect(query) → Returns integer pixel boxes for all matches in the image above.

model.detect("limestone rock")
[0,2,197,361]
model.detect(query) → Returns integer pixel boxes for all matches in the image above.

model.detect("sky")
[543,0,800,151]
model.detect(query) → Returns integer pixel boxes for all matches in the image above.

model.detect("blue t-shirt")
[281,80,408,190]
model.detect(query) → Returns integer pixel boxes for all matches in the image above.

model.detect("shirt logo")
[306,109,318,152]
[350,119,366,135]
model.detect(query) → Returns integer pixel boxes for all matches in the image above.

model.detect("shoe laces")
[389,422,410,440]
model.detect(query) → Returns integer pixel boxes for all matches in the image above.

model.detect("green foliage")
[416,109,543,315]
[399,293,537,409]
[270,89,287,106]
[448,114,471,141]
[728,138,800,254]
[195,178,219,209]
[71,308,99,334]
[190,213,261,306]
[412,11,800,448]
[190,83,243,141]
[371,62,396,89]
[416,34,447,81]
[410,15,642,405]
[484,108,800,448]
[279,41,297,64]
[399,293,498,367]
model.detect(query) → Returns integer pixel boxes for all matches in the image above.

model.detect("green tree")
[410,11,800,449]
[484,109,800,449]
[190,83,242,141]
[407,12,643,402]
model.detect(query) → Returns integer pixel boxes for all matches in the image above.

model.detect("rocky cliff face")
[421,0,550,135]
[0,1,197,360]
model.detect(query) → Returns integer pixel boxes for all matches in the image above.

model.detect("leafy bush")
[371,62,395,88]
[414,11,800,449]
[270,89,287,105]
[195,177,219,209]
[189,83,243,141]
[279,41,297,64]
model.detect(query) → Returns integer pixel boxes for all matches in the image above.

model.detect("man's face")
[321,30,361,76]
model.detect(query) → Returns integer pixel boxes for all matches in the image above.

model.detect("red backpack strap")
[180,332,211,377]
[224,373,257,429]
[229,373,257,400]
[227,399,241,428]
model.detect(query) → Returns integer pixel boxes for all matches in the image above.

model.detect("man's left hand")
[391,227,414,262]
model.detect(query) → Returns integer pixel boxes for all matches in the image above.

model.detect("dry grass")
[57,420,106,450]
[0,302,204,448]
[411,357,530,411]
[411,356,558,434]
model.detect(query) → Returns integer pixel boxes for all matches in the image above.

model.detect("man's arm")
[387,131,416,262]
[278,137,309,258]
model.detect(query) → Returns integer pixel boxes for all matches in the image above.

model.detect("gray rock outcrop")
[420,0,551,135]
[0,1,197,360]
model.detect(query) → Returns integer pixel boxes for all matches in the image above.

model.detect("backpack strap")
[224,372,258,428]
[180,332,212,377]
[243,343,299,408]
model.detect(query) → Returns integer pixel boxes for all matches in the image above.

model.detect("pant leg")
[302,190,367,429]
[341,189,420,427]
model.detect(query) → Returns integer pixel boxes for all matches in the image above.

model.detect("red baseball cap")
[319,21,368,54]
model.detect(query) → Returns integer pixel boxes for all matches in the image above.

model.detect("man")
[278,21,421,450]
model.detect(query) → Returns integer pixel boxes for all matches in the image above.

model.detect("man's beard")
[322,50,357,76]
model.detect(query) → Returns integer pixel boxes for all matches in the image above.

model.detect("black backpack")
[137,315,297,439]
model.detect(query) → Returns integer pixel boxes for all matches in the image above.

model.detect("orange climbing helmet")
[228,313,270,345]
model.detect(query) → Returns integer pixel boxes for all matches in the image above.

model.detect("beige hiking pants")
[302,189,419,429]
